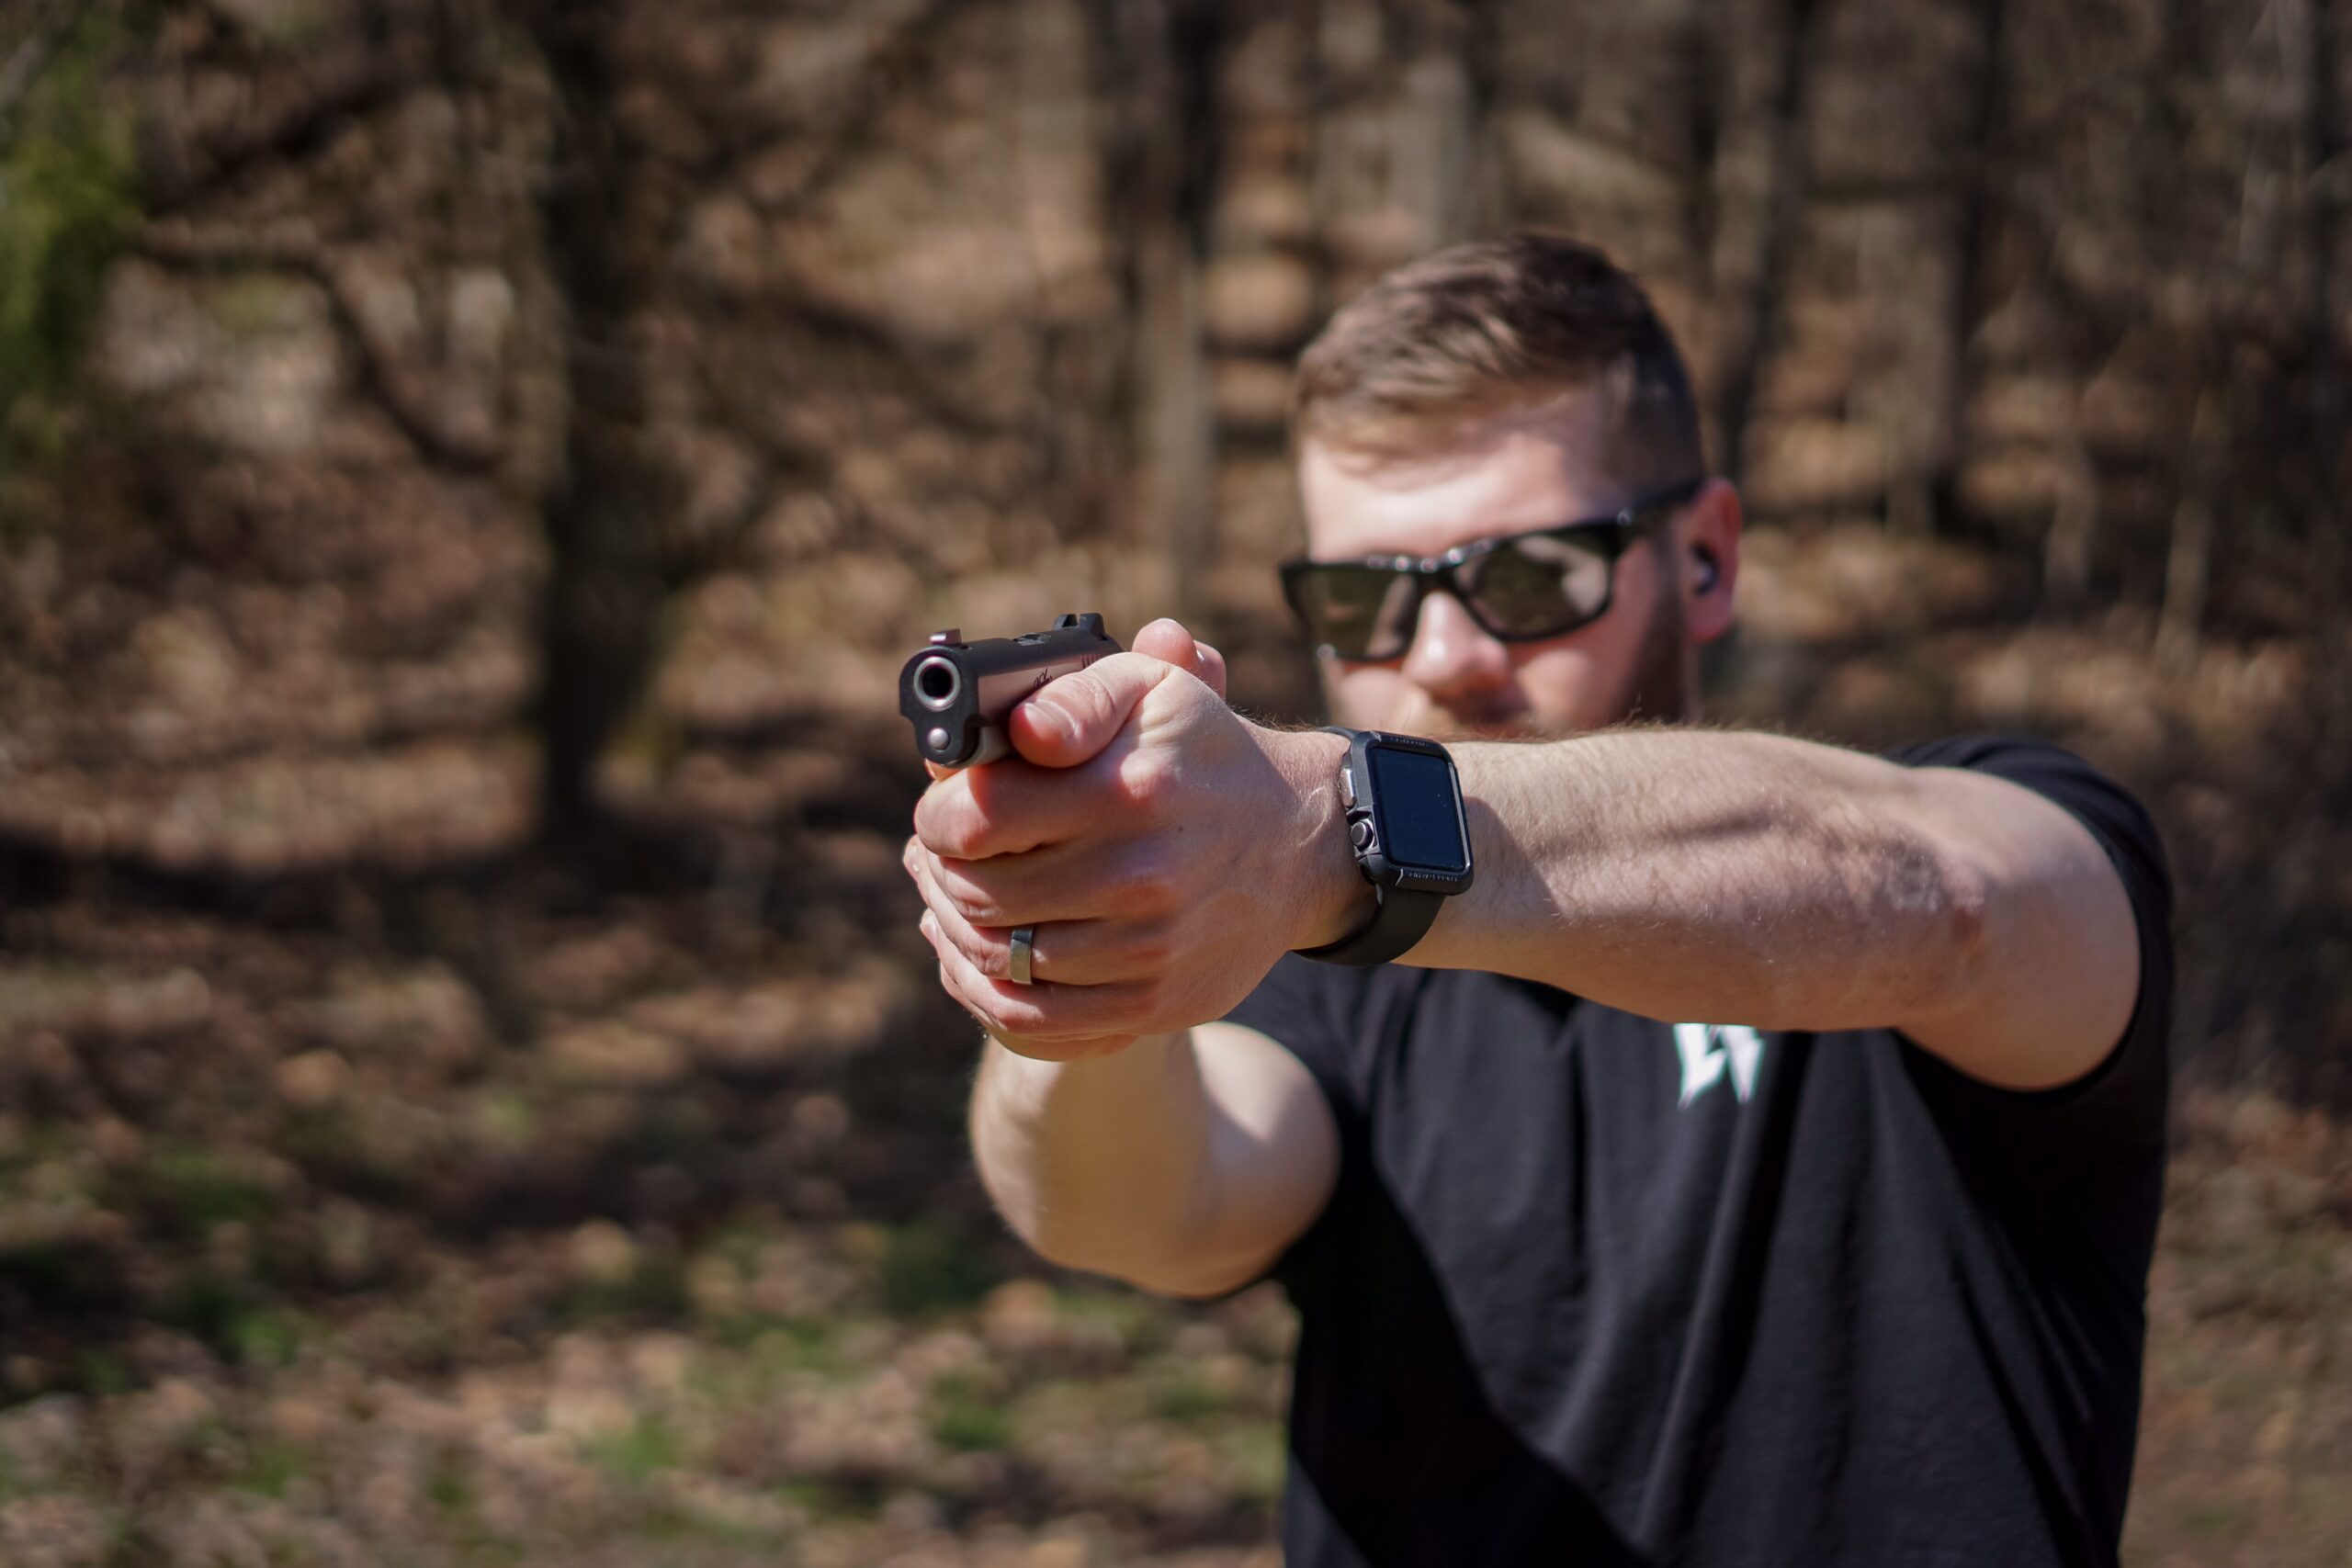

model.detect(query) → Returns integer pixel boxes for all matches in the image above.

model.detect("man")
[902,233,2171,1566]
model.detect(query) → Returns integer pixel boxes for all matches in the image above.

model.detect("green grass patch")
[637,1497,791,1551]
[2180,1498,2252,1539]
[549,1253,691,1330]
[737,1317,857,1388]
[274,1108,419,1207]
[877,1220,1001,1317]
[387,1307,462,1377]
[228,1305,319,1370]
[1056,1287,1175,1355]
[1218,1422,1288,1505]
[0,1,140,525]
[775,1475,885,1524]
[425,1457,474,1517]
[583,1414,682,1485]
[473,1091,538,1146]
[73,1347,135,1397]
[449,1536,526,1568]
[927,1372,1012,1453]
[1147,1370,1237,1424]
[229,1432,311,1499]
[114,1144,279,1236]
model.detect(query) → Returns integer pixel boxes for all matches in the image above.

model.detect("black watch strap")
[1295,725,1453,967]
[1295,883,1442,966]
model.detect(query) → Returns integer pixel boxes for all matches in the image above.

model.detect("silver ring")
[1008,926,1036,986]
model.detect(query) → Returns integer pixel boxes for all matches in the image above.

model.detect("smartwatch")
[1295,728,1475,966]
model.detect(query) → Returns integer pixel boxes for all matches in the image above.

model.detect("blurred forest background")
[0,0,2347,1563]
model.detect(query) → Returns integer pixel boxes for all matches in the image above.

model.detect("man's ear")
[1680,478,1741,645]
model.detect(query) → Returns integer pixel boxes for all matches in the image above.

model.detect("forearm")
[969,1030,1218,1290]
[1379,728,1984,1032]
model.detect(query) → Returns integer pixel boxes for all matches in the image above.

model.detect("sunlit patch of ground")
[2,1086,2346,1564]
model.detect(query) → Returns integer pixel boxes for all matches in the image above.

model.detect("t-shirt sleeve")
[1885,734,2174,1147]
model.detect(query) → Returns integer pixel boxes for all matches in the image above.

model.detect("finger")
[918,908,1155,1055]
[925,895,1165,988]
[1006,648,1189,770]
[905,836,1100,928]
[1129,615,1201,671]
[1132,616,1228,703]
[912,753,1113,862]
[909,839,1157,985]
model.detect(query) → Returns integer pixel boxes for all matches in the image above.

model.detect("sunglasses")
[1280,477,1707,662]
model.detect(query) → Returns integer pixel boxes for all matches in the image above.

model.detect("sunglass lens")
[1459,534,1613,637]
[1290,567,1420,660]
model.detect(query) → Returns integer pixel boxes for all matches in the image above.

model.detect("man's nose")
[1398,587,1512,695]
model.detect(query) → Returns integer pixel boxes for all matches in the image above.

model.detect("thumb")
[1193,638,1227,701]
[1129,615,1227,701]
[1008,649,1186,768]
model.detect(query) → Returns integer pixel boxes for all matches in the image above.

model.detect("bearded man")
[902,232,2171,1568]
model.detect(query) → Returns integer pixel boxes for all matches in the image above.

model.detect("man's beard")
[1609,551,1691,728]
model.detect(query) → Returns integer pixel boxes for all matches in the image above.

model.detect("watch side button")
[1350,818,1375,852]
[1340,766,1355,807]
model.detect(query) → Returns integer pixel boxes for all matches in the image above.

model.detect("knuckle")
[1060,670,1120,726]
[939,873,1001,927]
[1122,919,1175,973]
[948,923,1000,977]
[927,816,984,861]
[1117,753,1182,819]
[991,992,1046,1037]
[1121,863,1180,919]
[1031,672,1119,749]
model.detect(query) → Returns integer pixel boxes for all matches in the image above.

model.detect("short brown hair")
[1292,232,1702,491]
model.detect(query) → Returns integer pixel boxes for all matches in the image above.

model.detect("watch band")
[1295,725,1450,967]
[1295,882,1443,965]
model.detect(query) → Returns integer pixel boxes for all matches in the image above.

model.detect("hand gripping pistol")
[899,613,1124,769]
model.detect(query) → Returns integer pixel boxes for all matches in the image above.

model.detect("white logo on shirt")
[1674,1022,1765,1108]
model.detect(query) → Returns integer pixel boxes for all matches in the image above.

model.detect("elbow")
[1758,818,1995,1032]
[1026,1224,1250,1300]
[974,1149,1221,1295]
[1940,844,1993,972]
[1900,829,1995,1027]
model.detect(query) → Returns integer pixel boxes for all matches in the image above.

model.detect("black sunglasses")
[1280,477,1707,662]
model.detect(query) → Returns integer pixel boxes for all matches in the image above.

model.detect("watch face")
[1366,744,1471,874]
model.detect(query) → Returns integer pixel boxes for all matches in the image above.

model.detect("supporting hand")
[905,617,1359,1059]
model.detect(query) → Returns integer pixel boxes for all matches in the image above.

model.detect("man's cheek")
[1327,665,1400,729]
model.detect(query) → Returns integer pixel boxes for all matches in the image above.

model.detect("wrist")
[1272,727,1374,952]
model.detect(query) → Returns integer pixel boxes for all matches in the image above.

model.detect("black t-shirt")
[1219,736,2173,1568]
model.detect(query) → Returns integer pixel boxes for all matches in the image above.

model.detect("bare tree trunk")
[514,0,677,838]
[2040,442,2098,616]
[1933,0,2011,538]
[1102,0,1224,619]
[2155,491,2212,671]
[1707,0,1820,493]
[2290,0,2345,572]
[2156,385,2222,669]
[1390,0,1501,250]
